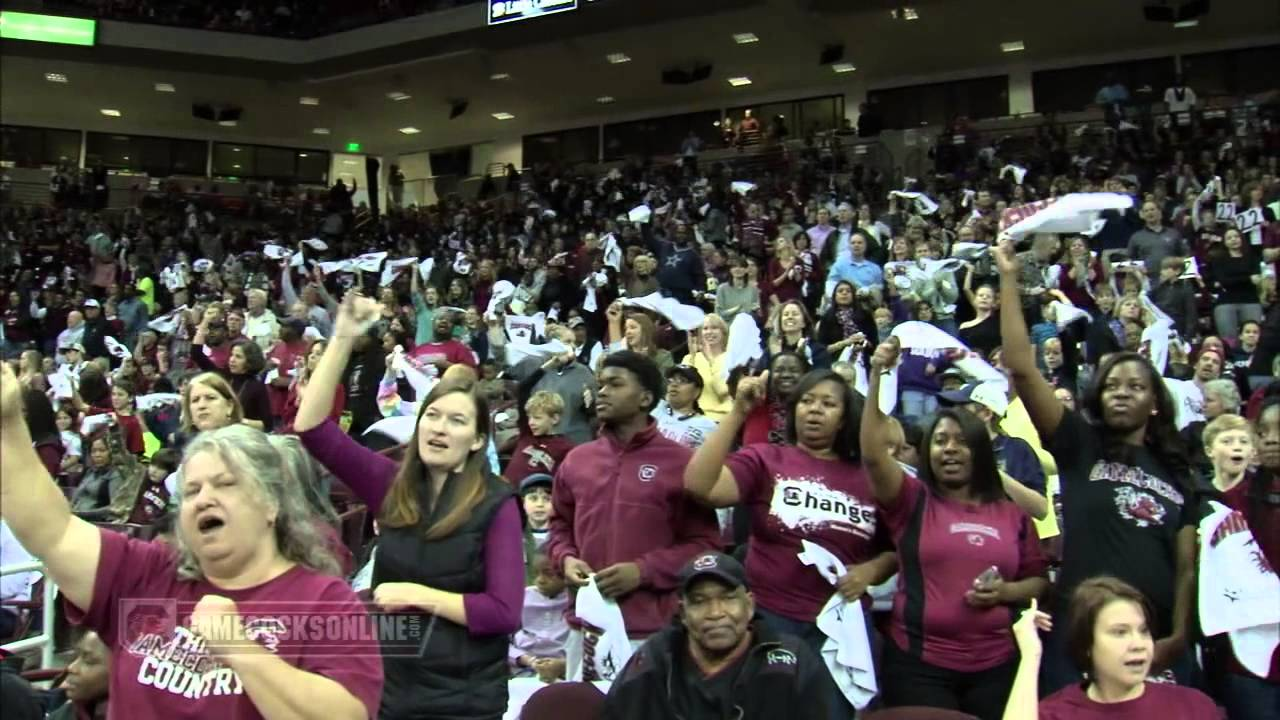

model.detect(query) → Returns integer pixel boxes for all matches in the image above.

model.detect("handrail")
[0,559,58,669]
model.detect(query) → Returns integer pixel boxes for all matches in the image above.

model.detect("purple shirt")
[66,529,383,720]
[880,473,1046,671]
[298,419,523,635]
[508,586,570,671]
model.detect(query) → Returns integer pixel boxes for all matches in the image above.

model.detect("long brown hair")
[380,379,495,540]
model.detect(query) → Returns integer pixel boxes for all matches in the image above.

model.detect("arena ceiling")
[2,0,1277,157]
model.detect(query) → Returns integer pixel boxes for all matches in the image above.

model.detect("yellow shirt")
[1000,395,1061,539]
[136,276,156,314]
[682,351,732,422]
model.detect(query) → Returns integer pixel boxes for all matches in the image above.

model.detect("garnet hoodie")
[547,420,720,637]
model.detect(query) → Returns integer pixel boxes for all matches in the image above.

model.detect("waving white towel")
[797,540,877,710]
[621,292,706,331]
[723,314,763,380]
[380,258,418,287]
[1198,501,1280,677]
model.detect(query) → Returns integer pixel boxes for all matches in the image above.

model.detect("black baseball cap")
[519,473,553,495]
[679,552,747,595]
[665,364,704,388]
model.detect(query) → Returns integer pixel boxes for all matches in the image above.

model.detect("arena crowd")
[1,84,1278,720]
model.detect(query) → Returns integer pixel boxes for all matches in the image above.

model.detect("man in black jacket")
[602,552,838,720]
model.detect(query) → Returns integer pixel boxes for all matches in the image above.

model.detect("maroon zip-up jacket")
[547,420,720,637]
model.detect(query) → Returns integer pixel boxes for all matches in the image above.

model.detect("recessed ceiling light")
[399,127,421,134]
[606,53,631,64]
[490,72,510,80]
[1001,41,1025,53]
[299,153,308,158]
[122,156,129,160]
[218,120,237,127]
[154,82,175,92]
[732,33,759,44]
[232,148,241,152]
[312,127,330,135]
[1174,19,1199,28]
[892,7,919,20]
[299,96,320,106]
[100,109,121,117]
[386,91,411,101]
[832,62,857,73]
[45,73,67,83]
[233,164,241,169]
[728,77,753,87]
[492,112,515,120]
[596,96,615,104]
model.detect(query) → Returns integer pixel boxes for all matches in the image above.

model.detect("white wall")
[1008,67,1035,116]
[395,151,437,205]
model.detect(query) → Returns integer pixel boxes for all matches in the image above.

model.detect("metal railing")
[0,560,57,669]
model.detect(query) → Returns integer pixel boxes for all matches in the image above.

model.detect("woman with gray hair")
[0,363,383,720]
[1182,377,1242,478]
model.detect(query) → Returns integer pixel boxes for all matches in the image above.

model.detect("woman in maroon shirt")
[0,366,383,720]
[1005,577,1222,719]
[863,338,1048,719]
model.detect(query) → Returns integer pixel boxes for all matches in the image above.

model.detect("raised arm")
[995,239,1064,441]
[0,364,101,611]
[1002,599,1049,720]
[683,372,767,508]
[861,340,906,504]
[294,293,379,433]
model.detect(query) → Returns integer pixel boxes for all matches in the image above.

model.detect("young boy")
[520,473,554,584]
[1203,413,1256,494]
[127,448,179,526]
[1151,255,1197,339]
[504,389,574,486]
[509,549,569,682]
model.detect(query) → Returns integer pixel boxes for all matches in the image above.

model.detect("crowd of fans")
[0,91,1278,720]
[50,0,483,38]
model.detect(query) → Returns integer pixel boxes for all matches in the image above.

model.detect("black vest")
[373,473,514,720]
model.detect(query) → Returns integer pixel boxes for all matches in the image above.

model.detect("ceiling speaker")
[662,64,713,85]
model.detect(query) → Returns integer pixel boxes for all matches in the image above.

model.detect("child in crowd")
[1029,295,1060,347]
[504,390,573,487]
[127,448,178,526]
[509,549,569,682]
[55,407,83,477]
[1203,413,1255,495]
[519,474,554,582]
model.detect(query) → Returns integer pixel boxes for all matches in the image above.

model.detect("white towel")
[379,258,418,287]
[573,576,632,682]
[418,257,435,283]
[363,416,417,445]
[621,292,706,331]
[1198,501,1280,677]
[504,339,569,369]
[103,336,130,360]
[852,359,898,416]
[602,232,623,271]
[486,280,516,319]
[147,305,187,334]
[503,314,546,347]
[135,393,180,412]
[1000,164,1028,186]
[723,314,763,380]
[1163,377,1204,431]
[628,205,652,224]
[888,190,939,215]
[263,244,290,260]
[303,237,328,251]
[354,251,388,273]
[731,181,757,196]
[950,242,989,260]
[797,540,877,710]
[1051,301,1092,331]
[1001,193,1133,240]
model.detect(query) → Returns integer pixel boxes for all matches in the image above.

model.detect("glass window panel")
[42,129,81,167]
[1,126,47,168]
[295,151,328,184]
[255,146,296,179]
[171,139,207,176]
[212,142,253,177]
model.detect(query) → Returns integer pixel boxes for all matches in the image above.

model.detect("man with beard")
[548,351,719,682]
[602,552,836,720]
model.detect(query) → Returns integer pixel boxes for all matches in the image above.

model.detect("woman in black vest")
[295,293,524,720]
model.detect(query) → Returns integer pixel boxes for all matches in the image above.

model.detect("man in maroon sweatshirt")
[548,350,720,682]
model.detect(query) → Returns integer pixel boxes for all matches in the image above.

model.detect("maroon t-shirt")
[407,339,477,369]
[65,529,383,720]
[126,479,171,526]
[727,443,885,622]
[1040,681,1223,719]
[880,472,1046,671]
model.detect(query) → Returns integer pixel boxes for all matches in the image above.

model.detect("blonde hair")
[525,390,565,418]
[1202,413,1256,450]
[699,314,730,352]
[181,372,244,433]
